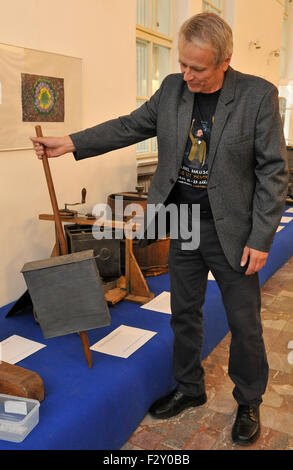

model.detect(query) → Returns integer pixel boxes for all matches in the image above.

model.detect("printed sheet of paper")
[285,208,293,214]
[141,291,171,314]
[0,335,46,364]
[141,273,215,316]
[277,226,284,232]
[90,325,157,358]
[281,216,293,223]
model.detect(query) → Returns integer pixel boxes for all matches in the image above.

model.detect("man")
[31,13,288,446]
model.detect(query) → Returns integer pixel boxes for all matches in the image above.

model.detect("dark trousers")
[168,216,269,406]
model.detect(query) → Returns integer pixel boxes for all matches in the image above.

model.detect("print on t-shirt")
[178,114,212,190]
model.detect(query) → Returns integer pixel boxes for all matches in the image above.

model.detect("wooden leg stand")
[124,236,155,304]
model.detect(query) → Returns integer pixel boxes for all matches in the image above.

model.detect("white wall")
[230,0,283,86]
[0,0,137,306]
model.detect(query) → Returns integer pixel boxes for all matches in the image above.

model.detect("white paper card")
[208,271,215,280]
[90,325,157,358]
[141,291,171,314]
[4,400,27,415]
[285,208,293,214]
[0,335,46,364]
[277,226,284,232]
[281,216,293,223]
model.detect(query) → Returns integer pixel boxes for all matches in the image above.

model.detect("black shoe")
[149,389,207,419]
[232,405,260,446]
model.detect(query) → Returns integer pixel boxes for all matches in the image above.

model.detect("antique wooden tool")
[0,361,44,402]
[35,125,93,369]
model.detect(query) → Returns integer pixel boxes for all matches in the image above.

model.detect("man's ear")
[223,54,232,72]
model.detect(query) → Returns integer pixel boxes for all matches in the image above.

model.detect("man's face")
[178,38,231,93]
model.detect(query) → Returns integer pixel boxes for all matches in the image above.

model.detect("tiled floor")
[122,255,293,451]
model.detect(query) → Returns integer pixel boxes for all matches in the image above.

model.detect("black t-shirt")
[168,89,221,213]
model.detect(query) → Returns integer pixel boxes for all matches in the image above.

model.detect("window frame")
[136,0,174,162]
[279,0,291,78]
[202,0,224,16]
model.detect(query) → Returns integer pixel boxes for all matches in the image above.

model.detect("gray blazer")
[70,67,289,272]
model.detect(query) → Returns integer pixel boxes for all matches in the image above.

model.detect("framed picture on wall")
[0,43,82,151]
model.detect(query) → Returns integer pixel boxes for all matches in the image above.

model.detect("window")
[202,0,223,16]
[280,0,291,78]
[136,0,173,161]
[278,0,292,146]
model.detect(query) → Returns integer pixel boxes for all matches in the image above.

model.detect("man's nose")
[183,68,194,81]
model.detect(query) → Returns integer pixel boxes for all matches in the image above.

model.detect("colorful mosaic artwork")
[21,73,64,122]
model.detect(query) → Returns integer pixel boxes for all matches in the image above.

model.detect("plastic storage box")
[0,393,40,442]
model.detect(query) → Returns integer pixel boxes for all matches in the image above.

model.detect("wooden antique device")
[27,126,155,369]
[28,126,97,368]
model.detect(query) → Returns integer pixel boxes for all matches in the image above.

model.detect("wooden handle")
[35,125,68,256]
[81,188,86,204]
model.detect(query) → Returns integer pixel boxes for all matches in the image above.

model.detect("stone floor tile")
[183,430,217,450]
[129,428,164,450]
[280,290,293,298]
[206,410,235,432]
[120,442,144,450]
[144,421,172,436]
[207,389,236,415]
[286,436,293,450]
[161,421,202,449]
[263,428,289,450]
[267,295,293,315]
[262,390,284,408]
[261,293,277,307]
[271,384,293,396]
[261,406,293,436]
[270,329,293,354]
[267,351,293,373]
[263,327,282,350]
[262,319,287,330]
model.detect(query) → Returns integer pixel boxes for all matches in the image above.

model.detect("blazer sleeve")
[245,86,289,252]
[69,83,164,160]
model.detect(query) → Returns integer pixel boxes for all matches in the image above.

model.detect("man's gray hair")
[179,12,233,65]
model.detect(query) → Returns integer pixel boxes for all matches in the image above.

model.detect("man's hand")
[30,135,76,159]
[240,246,268,275]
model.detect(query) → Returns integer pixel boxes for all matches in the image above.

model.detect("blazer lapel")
[208,67,236,173]
[176,85,194,167]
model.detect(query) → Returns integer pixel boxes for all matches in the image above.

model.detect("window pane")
[136,0,150,28]
[284,0,289,15]
[136,39,150,97]
[212,0,223,8]
[151,137,158,153]
[136,99,150,154]
[152,0,172,36]
[282,16,288,49]
[202,0,222,14]
[280,48,286,78]
[152,43,170,93]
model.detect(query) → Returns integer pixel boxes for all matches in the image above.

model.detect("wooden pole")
[35,125,93,369]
